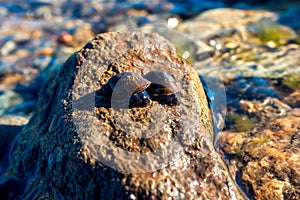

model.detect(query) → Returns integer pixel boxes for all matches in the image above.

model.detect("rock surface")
[175,8,300,200]
[5,32,245,199]
[176,8,299,79]
[0,115,28,177]
[216,108,300,200]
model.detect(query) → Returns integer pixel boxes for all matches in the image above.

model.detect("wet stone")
[225,77,278,101]
[176,8,300,80]
[4,32,246,199]
[0,115,28,177]
[216,111,300,200]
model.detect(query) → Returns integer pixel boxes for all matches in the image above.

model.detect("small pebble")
[226,42,238,49]
[0,41,16,56]
[194,51,214,61]
[58,32,73,44]
[37,47,54,56]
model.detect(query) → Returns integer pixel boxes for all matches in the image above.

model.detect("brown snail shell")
[144,70,180,106]
[96,72,151,108]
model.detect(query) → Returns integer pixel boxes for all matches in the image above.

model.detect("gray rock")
[0,115,28,176]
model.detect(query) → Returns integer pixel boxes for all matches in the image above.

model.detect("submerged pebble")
[226,77,278,100]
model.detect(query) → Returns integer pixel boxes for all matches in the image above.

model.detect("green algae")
[242,52,261,62]
[250,135,269,146]
[227,113,257,132]
[175,42,195,64]
[233,49,262,62]
[282,75,300,90]
[256,20,295,46]
[234,148,244,157]
[294,36,300,45]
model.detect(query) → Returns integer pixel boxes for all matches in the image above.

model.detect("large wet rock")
[216,107,300,200]
[4,32,245,199]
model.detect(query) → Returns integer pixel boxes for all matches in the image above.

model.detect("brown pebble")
[291,108,300,117]
[0,73,25,86]
[38,47,54,56]
[58,32,73,44]
[127,9,148,16]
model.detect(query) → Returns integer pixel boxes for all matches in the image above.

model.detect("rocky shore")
[0,1,300,199]
[4,32,244,199]
[175,8,300,200]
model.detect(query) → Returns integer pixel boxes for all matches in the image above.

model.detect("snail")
[144,70,180,106]
[96,71,180,109]
[95,72,151,109]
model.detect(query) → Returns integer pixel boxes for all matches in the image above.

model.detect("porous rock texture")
[216,104,300,200]
[8,32,245,199]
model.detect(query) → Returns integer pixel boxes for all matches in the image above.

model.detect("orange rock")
[38,47,54,56]
[58,32,73,44]
[216,112,300,199]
